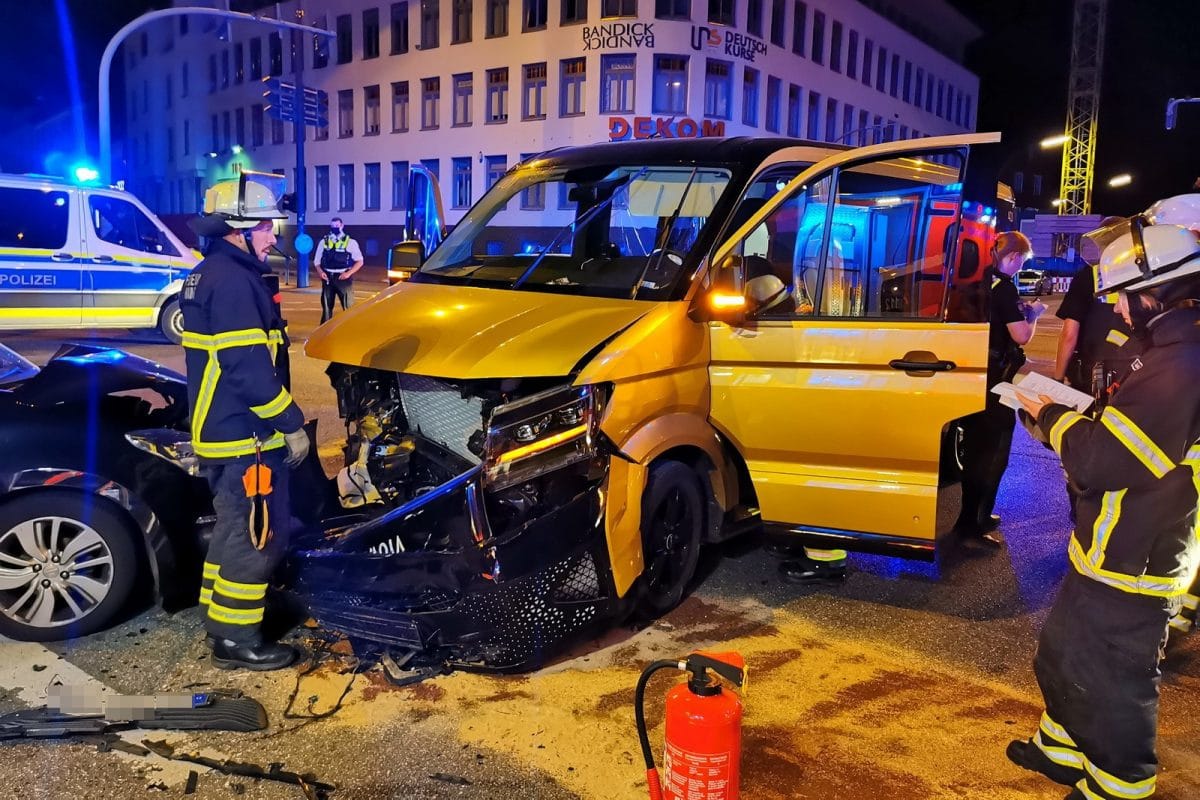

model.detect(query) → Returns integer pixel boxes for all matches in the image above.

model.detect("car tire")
[158,298,184,345]
[635,460,705,618]
[0,493,141,642]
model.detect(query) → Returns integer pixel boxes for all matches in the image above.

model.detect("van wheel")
[159,299,184,344]
[0,493,141,641]
[636,461,704,618]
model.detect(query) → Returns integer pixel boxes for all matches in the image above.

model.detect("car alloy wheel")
[0,515,116,629]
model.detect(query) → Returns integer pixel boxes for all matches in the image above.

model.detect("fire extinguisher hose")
[635,659,685,800]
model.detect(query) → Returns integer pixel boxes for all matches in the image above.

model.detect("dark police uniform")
[956,270,1026,537]
[1057,264,1142,402]
[180,237,304,644]
[316,232,358,323]
[1023,303,1200,799]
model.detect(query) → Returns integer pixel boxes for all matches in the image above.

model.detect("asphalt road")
[2,282,1199,800]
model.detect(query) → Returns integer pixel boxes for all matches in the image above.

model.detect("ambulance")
[0,174,197,343]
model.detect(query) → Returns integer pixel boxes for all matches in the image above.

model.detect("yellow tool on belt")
[242,441,274,551]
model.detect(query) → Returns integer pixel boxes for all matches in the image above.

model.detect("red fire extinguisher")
[635,651,746,800]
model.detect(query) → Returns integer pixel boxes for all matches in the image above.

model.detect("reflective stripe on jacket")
[1038,305,1200,598]
[180,238,304,462]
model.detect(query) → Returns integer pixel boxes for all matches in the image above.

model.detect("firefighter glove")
[283,428,310,468]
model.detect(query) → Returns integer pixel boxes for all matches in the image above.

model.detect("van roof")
[0,173,128,195]
[523,137,848,171]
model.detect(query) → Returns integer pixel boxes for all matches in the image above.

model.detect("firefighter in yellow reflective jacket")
[183,172,310,671]
[1009,217,1200,800]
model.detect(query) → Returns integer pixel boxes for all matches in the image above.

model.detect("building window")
[314,119,328,141]
[269,32,283,75]
[902,60,912,102]
[421,0,440,49]
[234,43,244,83]
[562,0,586,24]
[841,102,854,144]
[452,157,472,208]
[486,68,509,122]
[486,155,507,190]
[830,20,841,72]
[183,120,191,155]
[453,0,472,43]
[338,89,354,137]
[602,0,636,17]
[365,85,381,135]
[708,0,734,26]
[769,0,785,47]
[926,74,935,113]
[180,16,189,35]
[861,38,872,86]
[811,10,824,65]
[742,66,759,126]
[786,83,800,136]
[560,58,586,117]
[365,163,382,210]
[524,0,548,30]
[391,2,410,53]
[248,38,262,79]
[167,127,175,163]
[391,161,410,209]
[223,111,231,149]
[746,0,762,36]
[914,67,924,108]
[422,77,440,128]
[875,46,886,92]
[765,75,780,133]
[890,54,900,97]
[846,30,857,79]
[181,62,189,97]
[453,73,473,125]
[522,63,548,120]
[824,96,837,141]
[806,89,819,139]
[338,164,355,211]
[519,153,545,209]
[208,54,217,93]
[791,0,805,56]
[364,8,381,58]
[271,116,286,145]
[221,49,230,89]
[392,81,411,131]
[655,0,689,19]
[315,166,330,212]
[488,0,509,35]
[313,16,330,68]
[857,108,869,143]
[652,54,688,114]
[251,104,264,146]
[335,14,354,63]
[235,107,245,148]
[704,59,732,120]
[165,75,173,109]
[600,54,635,113]
[422,159,440,185]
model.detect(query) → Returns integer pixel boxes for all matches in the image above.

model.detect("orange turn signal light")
[710,292,747,310]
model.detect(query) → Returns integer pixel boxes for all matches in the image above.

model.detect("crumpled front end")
[287,367,625,672]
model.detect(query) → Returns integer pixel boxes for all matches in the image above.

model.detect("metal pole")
[98,6,332,182]
[291,21,310,289]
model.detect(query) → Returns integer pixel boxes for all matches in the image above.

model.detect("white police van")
[0,174,198,343]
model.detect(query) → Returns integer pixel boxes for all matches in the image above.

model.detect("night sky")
[3,0,1198,214]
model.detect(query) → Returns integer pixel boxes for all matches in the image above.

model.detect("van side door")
[0,184,83,328]
[81,194,186,328]
[706,136,996,553]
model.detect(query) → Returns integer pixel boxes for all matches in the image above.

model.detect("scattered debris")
[31,665,46,672]
[227,781,245,795]
[429,772,472,786]
[146,780,169,791]
[184,770,198,795]
[141,739,335,800]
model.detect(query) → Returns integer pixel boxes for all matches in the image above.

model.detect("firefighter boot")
[1005,739,1084,788]
[212,639,298,671]
[778,555,847,585]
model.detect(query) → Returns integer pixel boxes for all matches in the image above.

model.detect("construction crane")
[1058,0,1108,215]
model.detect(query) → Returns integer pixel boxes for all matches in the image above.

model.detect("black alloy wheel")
[637,460,704,617]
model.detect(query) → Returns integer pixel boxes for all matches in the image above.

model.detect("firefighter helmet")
[745,274,791,313]
[1095,220,1200,295]
[190,171,291,237]
[1146,193,1200,231]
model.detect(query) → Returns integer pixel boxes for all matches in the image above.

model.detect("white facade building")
[122,0,980,260]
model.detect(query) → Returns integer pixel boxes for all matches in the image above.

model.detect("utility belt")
[1070,356,1139,412]
[988,346,1026,387]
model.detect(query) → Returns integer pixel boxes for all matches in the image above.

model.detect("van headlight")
[484,384,605,490]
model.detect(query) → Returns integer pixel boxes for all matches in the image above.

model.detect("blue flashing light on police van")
[72,164,100,184]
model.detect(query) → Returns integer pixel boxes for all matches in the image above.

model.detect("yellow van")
[292,133,998,670]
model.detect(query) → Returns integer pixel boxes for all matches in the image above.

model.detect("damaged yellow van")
[293,133,999,671]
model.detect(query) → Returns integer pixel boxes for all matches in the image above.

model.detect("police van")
[0,174,198,343]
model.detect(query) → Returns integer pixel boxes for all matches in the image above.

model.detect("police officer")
[1008,219,1200,800]
[313,217,363,323]
[183,172,310,671]
[954,231,1045,546]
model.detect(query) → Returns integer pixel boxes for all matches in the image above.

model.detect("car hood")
[7,344,187,408]
[304,280,653,379]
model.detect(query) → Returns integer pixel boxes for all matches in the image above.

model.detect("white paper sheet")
[991,371,1095,413]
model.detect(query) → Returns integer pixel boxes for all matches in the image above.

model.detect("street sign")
[264,80,329,128]
[294,233,314,255]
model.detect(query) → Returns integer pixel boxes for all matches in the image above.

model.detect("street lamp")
[1051,198,1065,208]
[1040,134,1071,149]
[1107,173,1133,188]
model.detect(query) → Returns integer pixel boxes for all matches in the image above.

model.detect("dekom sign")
[608,116,728,140]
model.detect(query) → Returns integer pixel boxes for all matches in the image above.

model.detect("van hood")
[304,280,653,379]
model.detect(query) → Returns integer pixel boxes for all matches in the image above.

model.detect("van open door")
[387,165,447,284]
[706,133,1000,558]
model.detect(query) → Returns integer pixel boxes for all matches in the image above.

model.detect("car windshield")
[1018,270,1041,279]
[417,163,734,300]
[0,344,39,386]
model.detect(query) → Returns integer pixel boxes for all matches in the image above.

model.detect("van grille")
[397,375,484,463]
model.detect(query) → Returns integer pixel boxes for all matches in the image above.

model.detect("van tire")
[159,298,184,344]
[636,460,704,618]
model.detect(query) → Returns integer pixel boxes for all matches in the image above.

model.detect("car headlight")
[125,429,200,477]
[484,384,605,489]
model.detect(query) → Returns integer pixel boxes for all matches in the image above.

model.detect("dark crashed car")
[0,343,213,641]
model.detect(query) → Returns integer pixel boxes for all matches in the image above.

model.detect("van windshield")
[416,164,733,300]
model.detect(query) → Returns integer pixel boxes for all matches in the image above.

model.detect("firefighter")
[183,172,310,671]
[1008,219,1200,800]
[954,231,1045,547]
[313,217,363,323]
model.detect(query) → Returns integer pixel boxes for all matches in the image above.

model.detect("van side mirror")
[387,239,425,283]
[689,254,747,325]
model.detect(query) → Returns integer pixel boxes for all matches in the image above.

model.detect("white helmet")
[190,171,291,236]
[1095,220,1200,295]
[1146,193,1200,231]
[745,274,790,313]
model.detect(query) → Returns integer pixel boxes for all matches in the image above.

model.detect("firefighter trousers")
[957,394,1015,531]
[199,449,293,645]
[1030,570,1173,799]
